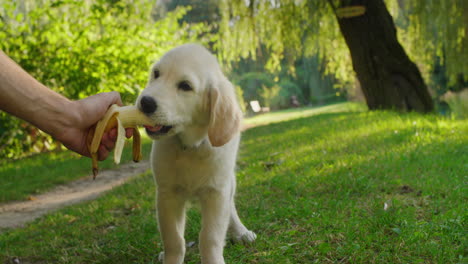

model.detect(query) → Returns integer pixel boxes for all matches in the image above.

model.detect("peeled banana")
[87,104,153,178]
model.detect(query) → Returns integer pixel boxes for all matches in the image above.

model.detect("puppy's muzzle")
[138,95,173,136]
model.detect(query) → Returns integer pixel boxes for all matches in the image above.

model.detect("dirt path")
[0,124,259,231]
[0,161,150,230]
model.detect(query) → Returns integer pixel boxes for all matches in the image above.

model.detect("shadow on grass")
[0,109,466,263]
[235,110,466,263]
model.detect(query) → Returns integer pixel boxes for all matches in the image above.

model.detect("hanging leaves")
[394,0,467,86]
[218,0,467,93]
[217,0,355,87]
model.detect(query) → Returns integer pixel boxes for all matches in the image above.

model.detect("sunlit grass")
[0,103,363,203]
[1,103,467,263]
[243,102,367,127]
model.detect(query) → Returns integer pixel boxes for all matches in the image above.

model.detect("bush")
[233,71,275,104]
[259,85,281,109]
[0,0,210,159]
[234,85,247,113]
[258,79,303,110]
[441,89,468,119]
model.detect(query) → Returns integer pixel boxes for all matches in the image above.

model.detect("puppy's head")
[137,44,242,147]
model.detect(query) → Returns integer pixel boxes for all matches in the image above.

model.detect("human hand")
[55,92,133,160]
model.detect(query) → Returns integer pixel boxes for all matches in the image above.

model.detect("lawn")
[1,103,467,263]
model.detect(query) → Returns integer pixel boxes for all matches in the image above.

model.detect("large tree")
[330,0,433,112]
[217,0,466,113]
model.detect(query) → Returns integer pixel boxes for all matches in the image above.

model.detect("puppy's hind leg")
[157,190,187,264]
[228,180,256,243]
[228,201,257,244]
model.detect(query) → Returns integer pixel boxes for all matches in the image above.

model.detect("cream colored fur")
[137,44,256,264]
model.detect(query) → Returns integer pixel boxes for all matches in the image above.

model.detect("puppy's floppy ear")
[207,75,243,147]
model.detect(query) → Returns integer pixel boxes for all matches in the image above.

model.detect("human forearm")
[0,50,128,159]
[0,50,79,139]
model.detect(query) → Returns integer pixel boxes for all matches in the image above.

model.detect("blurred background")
[0,0,466,160]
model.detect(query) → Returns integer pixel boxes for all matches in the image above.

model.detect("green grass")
[0,103,361,203]
[1,103,467,263]
[0,131,153,202]
[244,102,367,127]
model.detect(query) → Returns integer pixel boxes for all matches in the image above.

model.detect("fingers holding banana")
[96,127,132,160]
[99,131,116,157]
[87,105,153,178]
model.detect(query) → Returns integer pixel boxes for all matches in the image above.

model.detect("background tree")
[155,0,347,110]
[217,0,467,113]
[330,0,433,112]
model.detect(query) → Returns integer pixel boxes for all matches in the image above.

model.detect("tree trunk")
[332,0,434,112]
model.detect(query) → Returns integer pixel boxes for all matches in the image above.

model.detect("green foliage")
[234,72,275,104]
[218,0,467,108]
[276,79,303,107]
[234,72,304,110]
[0,114,57,159]
[259,85,280,109]
[259,80,303,110]
[1,103,466,263]
[217,0,355,88]
[0,0,210,160]
[155,0,221,25]
[441,89,468,119]
[387,0,467,87]
[234,85,247,113]
[0,0,204,101]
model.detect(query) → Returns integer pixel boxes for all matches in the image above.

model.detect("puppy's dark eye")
[178,81,193,91]
[154,70,160,79]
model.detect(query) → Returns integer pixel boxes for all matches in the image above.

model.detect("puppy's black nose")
[140,96,157,114]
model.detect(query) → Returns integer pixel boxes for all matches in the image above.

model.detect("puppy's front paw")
[234,230,257,244]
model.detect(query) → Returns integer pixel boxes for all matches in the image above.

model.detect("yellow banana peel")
[87,105,152,178]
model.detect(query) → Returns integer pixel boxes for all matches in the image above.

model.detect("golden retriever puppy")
[137,44,256,264]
